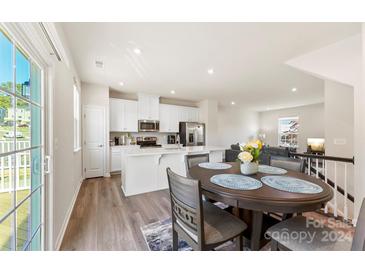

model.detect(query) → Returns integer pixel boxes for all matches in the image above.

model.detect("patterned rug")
[141,218,192,251]
[140,218,237,251]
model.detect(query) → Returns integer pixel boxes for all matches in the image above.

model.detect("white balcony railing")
[0,141,31,193]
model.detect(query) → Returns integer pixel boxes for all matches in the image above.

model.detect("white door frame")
[82,105,106,179]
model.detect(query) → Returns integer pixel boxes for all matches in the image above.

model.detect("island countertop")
[124,146,227,157]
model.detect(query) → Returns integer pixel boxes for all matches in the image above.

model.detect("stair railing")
[290,152,354,223]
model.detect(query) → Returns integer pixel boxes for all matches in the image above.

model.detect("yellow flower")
[255,140,262,150]
[238,151,253,163]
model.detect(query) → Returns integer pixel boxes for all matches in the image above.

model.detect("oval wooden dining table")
[189,162,334,250]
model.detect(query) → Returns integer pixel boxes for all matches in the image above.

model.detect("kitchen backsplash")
[110,132,177,145]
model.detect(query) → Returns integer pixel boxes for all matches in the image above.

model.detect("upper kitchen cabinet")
[109,98,138,132]
[178,106,200,122]
[159,104,179,132]
[160,104,200,132]
[110,99,123,131]
[138,94,160,120]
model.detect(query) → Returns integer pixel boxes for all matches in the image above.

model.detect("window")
[0,28,43,251]
[278,117,299,148]
[73,85,80,151]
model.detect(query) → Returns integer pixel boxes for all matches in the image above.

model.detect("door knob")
[99,144,103,147]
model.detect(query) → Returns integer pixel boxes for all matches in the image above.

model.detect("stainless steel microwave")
[138,120,160,132]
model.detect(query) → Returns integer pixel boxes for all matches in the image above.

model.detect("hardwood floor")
[60,174,354,251]
[60,175,171,250]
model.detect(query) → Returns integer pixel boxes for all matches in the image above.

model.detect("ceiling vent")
[95,60,104,68]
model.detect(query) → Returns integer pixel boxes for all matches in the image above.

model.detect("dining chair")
[268,157,305,221]
[266,198,365,251]
[166,168,247,251]
[270,157,305,173]
[184,153,231,210]
[185,153,210,178]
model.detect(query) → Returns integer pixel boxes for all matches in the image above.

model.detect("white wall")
[324,80,354,218]
[325,80,354,159]
[81,82,110,176]
[286,31,364,222]
[357,24,365,219]
[199,99,219,146]
[259,103,324,152]
[217,105,259,147]
[52,23,83,249]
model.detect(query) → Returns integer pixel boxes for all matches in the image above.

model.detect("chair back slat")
[166,168,203,237]
[271,158,305,173]
[352,198,365,251]
[185,153,209,177]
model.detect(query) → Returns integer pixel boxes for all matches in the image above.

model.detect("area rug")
[141,218,192,251]
[141,218,239,251]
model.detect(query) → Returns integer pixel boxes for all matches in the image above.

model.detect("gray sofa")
[225,144,304,172]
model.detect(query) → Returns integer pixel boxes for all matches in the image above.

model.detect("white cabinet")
[138,94,160,120]
[187,107,199,122]
[123,100,138,132]
[111,147,122,172]
[109,98,138,132]
[110,99,123,132]
[159,104,179,132]
[160,104,200,132]
[110,145,140,172]
[178,106,200,123]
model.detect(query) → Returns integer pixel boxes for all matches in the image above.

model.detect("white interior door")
[83,105,105,178]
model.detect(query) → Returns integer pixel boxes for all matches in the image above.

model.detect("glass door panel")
[28,227,41,251]
[15,48,30,99]
[16,197,30,250]
[0,31,13,92]
[0,155,14,221]
[0,27,44,251]
[16,98,31,150]
[0,214,14,251]
[31,147,41,189]
[15,150,30,205]
[30,62,41,104]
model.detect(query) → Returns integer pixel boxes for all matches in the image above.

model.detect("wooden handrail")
[290,152,354,164]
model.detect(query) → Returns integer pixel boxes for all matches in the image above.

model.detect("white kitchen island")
[121,146,227,196]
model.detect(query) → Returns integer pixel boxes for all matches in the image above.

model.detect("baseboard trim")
[54,177,83,251]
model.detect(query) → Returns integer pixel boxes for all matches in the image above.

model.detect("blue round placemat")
[261,176,323,194]
[198,162,232,170]
[210,174,262,190]
[258,165,287,175]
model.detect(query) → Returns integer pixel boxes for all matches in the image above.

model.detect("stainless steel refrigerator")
[179,122,205,146]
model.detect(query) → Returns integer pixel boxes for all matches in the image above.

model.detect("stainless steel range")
[136,136,162,148]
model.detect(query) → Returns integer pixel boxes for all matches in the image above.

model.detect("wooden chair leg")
[172,229,178,251]
[271,240,279,251]
[236,236,243,251]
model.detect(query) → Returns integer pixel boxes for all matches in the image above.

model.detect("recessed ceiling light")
[170,90,175,94]
[119,82,124,86]
[231,101,235,105]
[133,48,142,55]
[291,87,297,92]
[207,68,214,75]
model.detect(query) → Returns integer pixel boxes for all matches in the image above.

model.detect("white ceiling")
[61,23,360,111]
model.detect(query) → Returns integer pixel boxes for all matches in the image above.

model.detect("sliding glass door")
[0,28,44,251]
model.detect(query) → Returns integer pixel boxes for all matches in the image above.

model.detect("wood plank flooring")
[60,174,354,251]
[60,175,171,250]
